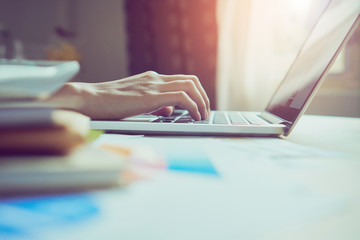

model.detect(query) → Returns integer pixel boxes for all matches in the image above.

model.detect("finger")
[151,106,174,116]
[153,91,201,121]
[159,74,210,114]
[157,80,207,120]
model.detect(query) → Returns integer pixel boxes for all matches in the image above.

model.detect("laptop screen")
[265,0,360,133]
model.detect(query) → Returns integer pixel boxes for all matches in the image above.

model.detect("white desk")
[286,115,360,157]
[1,115,359,240]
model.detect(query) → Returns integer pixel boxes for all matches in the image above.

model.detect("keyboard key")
[150,110,268,126]
[175,118,194,123]
[228,112,248,125]
[152,118,164,123]
[162,116,177,122]
[172,109,189,116]
[213,112,229,124]
[193,119,210,124]
[242,113,266,125]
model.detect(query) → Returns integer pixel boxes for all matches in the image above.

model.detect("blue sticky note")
[8,194,99,222]
[0,194,99,238]
[165,147,218,175]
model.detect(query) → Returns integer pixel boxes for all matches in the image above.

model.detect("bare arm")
[47,71,210,121]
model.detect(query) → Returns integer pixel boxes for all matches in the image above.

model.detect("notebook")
[0,60,79,100]
[91,0,360,137]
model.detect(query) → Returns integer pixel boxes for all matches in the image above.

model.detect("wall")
[72,0,128,82]
[0,0,128,82]
[306,91,360,118]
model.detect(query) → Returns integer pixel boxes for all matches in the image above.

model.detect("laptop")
[91,0,360,137]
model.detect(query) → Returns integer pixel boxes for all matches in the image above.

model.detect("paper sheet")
[1,134,358,240]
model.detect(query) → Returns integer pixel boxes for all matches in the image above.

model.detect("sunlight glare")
[291,0,311,16]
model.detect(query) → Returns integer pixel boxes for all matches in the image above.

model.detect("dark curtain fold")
[125,0,218,109]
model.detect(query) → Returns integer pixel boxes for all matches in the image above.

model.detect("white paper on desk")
[93,134,349,173]
[93,134,356,206]
[93,134,356,215]
[60,139,359,240]
[215,137,347,160]
[32,171,352,240]
[94,134,347,158]
[209,137,353,178]
[2,134,359,240]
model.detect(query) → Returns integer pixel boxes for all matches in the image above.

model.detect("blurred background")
[0,0,359,116]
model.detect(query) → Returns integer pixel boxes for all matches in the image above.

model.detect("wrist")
[47,82,87,112]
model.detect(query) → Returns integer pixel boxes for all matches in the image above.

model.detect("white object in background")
[0,59,79,100]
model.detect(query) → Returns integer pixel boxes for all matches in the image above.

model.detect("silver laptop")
[91,0,360,137]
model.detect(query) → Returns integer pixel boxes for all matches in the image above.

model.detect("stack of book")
[0,106,89,155]
[0,105,127,194]
[0,60,127,194]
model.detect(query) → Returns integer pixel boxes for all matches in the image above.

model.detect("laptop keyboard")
[151,110,270,125]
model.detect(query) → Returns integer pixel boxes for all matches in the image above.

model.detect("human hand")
[48,71,210,121]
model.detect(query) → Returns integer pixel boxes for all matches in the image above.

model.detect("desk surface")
[1,115,359,240]
[286,115,360,157]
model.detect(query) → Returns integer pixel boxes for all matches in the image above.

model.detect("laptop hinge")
[261,112,292,134]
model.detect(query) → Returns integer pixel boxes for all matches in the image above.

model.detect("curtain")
[125,0,218,108]
[216,0,329,111]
